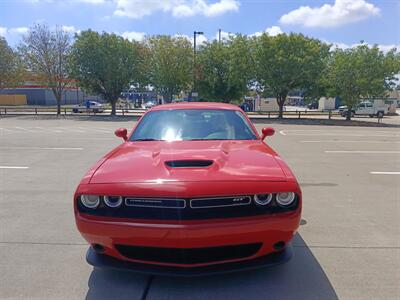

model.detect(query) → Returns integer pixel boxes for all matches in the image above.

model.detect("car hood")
[90,140,288,184]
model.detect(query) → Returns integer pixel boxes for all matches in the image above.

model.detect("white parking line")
[325,150,400,154]
[0,166,29,169]
[0,147,83,151]
[370,172,400,175]
[279,129,399,137]
[15,127,35,132]
[302,140,400,143]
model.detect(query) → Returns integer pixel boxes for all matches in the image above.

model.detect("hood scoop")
[165,160,214,168]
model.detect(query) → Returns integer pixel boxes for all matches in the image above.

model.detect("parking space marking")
[370,172,400,175]
[0,147,83,150]
[14,126,35,132]
[0,166,29,169]
[325,150,400,154]
[279,129,399,137]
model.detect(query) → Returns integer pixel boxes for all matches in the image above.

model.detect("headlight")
[276,192,296,206]
[80,195,100,208]
[254,194,273,206]
[104,196,123,208]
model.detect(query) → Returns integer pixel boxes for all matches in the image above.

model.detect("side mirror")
[115,128,128,141]
[261,127,275,141]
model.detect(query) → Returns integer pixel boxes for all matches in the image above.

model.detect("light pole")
[192,31,203,100]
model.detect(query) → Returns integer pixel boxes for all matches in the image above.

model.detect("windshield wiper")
[132,138,163,141]
[187,138,231,141]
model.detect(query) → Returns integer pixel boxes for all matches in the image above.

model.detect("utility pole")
[192,31,204,101]
[218,29,222,43]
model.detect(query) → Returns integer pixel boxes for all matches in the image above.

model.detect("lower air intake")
[115,243,262,264]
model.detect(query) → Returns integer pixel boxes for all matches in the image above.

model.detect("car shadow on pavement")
[86,234,338,300]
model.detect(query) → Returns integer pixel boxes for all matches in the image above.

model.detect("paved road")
[0,116,399,299]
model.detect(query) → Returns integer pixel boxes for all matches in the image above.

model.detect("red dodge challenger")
[74,102,302,276]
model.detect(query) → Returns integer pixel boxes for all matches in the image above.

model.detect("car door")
[365,102,373,114]
[356,102,367,114]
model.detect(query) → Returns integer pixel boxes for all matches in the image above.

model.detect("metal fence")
[0,107,344,119]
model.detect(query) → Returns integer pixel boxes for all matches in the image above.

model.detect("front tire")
[377,111,384,118]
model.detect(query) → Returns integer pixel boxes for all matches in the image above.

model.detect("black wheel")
[93,108,99,113]
[72,108,78,113]
[369,115,374,118]
[377,111,384,118]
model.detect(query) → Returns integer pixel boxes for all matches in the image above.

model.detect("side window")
[366,102,373,107]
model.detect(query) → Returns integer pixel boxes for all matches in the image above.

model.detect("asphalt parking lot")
[0,116,399,300]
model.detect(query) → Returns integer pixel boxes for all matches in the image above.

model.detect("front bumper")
[75,181,301,270]
[77,212,299,268]
[86,243,293,276]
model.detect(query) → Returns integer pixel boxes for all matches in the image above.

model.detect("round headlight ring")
[104,196,123,208]
[80,195,100,209]
[276,192,296,207]
[254,193,273,206]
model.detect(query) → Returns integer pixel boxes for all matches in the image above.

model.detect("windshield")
[130,109,258,142]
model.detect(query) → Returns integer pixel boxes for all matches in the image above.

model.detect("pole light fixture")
[192,31,204,100]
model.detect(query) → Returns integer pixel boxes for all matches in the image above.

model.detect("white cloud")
[330,41,399,53]
[172,0,239,17]
[194,33,208,45]
[8,27,29,35]
[0,27,7,37]
[115,0,239,19]
[173,34,208,46]
[251,26,283,37]
[121,31,146,41]
[280,0,380,28]
[61,25,79,33]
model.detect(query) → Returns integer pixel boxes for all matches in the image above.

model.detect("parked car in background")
[307,101,318,109]
[141,100,157,109]
[338,105,347,114]
[72,101,104,113]
[340,101,388,118]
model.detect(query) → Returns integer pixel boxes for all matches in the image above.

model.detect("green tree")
[197,35,254,102]
[325,44,400,120]
[255,33,330,118]
[70,30,141,115]
[0,37,22,90]
[19,24,71,114]
[146,35,193,102]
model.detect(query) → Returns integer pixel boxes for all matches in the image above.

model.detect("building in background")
[0,83,103,106]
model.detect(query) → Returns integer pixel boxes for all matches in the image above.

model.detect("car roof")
[150,102,241,111]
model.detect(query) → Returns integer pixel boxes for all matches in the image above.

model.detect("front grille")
[125,198,186,209]
[115,243,262,264]
[77,195,298,220]
[191,196,252,208]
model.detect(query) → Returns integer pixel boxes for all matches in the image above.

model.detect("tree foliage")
[0,37,22,90]
[255,33,330,118]
[196,35,254,102]
[19,24,71,114]
[324,44,400,120]
[69,30,141,114]
[145,35,193,102]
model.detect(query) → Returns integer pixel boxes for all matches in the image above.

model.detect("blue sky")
[1,0,399,50]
